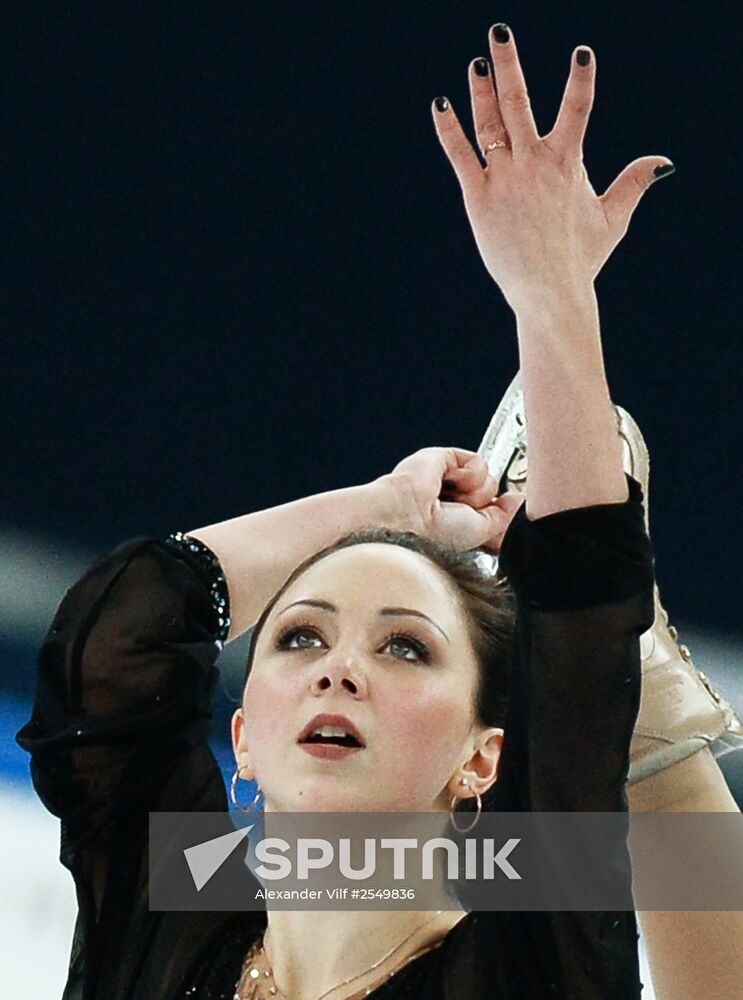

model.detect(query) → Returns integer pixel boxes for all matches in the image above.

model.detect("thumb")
[495,491,526,519]
[477,492,526,553]
[600,156,675,238]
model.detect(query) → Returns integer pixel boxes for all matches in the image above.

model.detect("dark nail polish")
[653,163,676,179]
[434,96,449,113]
[492,23,510,45]
[474,58,489,77]
[576,48,591,67]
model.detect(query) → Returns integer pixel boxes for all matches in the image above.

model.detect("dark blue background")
[2,2,740,708]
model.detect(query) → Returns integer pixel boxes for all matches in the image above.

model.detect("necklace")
[233,909,446,1000]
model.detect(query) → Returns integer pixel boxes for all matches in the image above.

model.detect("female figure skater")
[17,21,742,1000]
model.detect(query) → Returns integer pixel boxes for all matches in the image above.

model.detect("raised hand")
[432,22,675,312]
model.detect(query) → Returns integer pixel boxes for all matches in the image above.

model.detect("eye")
[276,623,325,651]
[382,632,432,665]
[274,622,432,665]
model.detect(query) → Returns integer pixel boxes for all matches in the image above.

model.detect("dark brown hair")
[242,527,515,817]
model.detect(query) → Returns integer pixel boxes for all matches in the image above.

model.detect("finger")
[599,156,676,240]
[447,447,480,468]
[436,447,481,479]
[478,493,526,552]
[473,503,516,553]
[431,96,485,192]
[547,46,596,160]
[495,491,526,518]
[468,56,508,159]
[393,446,477,480]
[488,23,539,153]
[455,473,501,510]
[444,454,490,492]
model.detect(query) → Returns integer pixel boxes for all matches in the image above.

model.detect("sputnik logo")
[183,825,255,891]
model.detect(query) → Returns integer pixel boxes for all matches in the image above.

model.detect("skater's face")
[232,543,503,812]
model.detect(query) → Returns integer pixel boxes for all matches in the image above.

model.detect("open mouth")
[301,733,363,749]
[297,715,367,748]
[298,727,366,760]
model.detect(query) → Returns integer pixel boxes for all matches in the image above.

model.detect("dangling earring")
[229,767,264,812]
[449,776,482,833]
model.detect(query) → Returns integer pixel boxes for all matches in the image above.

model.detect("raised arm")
[514,287,626,517]
[432,23,674,517]
[429,26,674,998]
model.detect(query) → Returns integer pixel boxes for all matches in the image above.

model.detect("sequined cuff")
[163,531,232,645]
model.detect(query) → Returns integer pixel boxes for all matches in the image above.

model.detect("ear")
[447,727,504,801]
[231,706,255,780]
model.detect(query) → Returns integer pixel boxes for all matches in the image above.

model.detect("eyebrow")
[277,599,450,643]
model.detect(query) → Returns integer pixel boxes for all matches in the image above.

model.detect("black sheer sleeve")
[494,474,655,813]
[14,535,243,998]
[461,475,656,999]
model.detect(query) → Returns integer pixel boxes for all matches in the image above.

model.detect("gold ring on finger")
[484,138,508,152]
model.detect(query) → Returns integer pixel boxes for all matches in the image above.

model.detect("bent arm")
[514,283,628,519]
[15,539,230,920]
[187,477,413,642]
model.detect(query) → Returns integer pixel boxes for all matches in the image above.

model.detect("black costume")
[16,475,655,999]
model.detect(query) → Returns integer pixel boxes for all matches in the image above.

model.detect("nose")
[309,653,368,698]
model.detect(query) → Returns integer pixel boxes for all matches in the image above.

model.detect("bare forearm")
[514,283,628,519]
[627,746,739,814]
[187,476,413,641]
[628,749,743,1000]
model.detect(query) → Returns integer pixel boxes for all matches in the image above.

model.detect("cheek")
[377,677,472,791]
[385,684,460,740]
[241,670,300,764]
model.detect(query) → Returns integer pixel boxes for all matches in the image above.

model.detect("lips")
[297,713,366,748]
